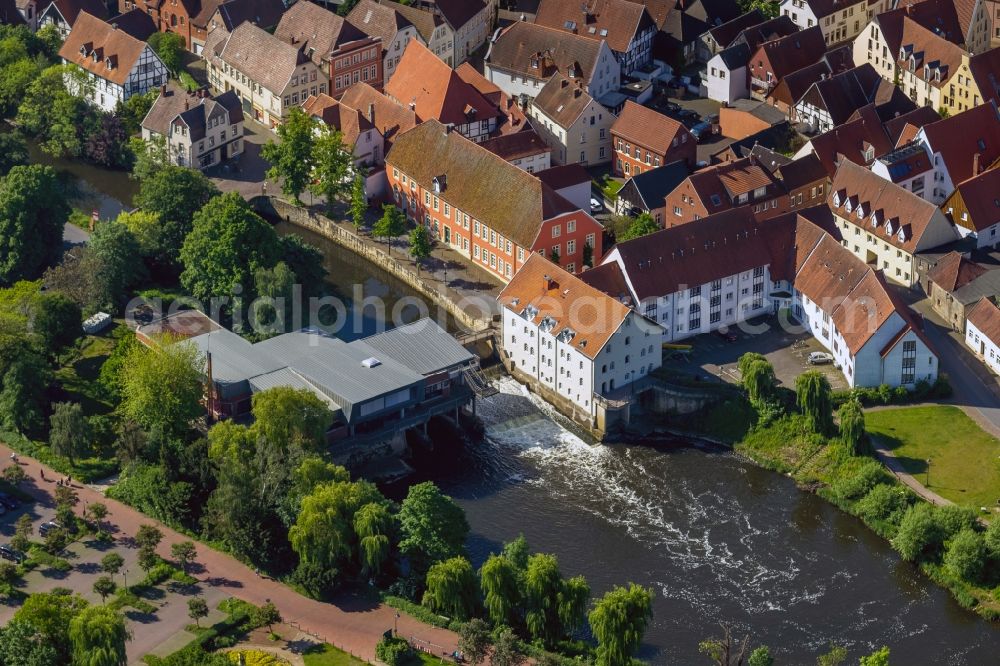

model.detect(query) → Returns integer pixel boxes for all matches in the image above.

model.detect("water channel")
[44,154,1000,664]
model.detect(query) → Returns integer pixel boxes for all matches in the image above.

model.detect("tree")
[136,524,164,551]
[253,261,295,333]
[187,597,209,628]
[892,503,942,561]
[748,646,774,666]
[129,135,170,183]
[279,234,327,299]
[0,352,51,433]
[558,575,590,637]
[84,113,129,168]
[490,627,526,666]
[944,528,987,581]
[816,644,848,666]
[838,397,866,453]
[0,165,70,284]
[737,0,779,19]
[0,618,59,666]
[617,212,660,242]
[49,402,89,465]
[0,561,17,586]
[250,601,281,632]
[522,553,575,646]
[796,371,833,434]
[409,223,432,271]
[310,125,353,209]
[101,552,125,577]
[134,166,219,268]
[89,220,145,310]
[180,192,281,303]
[0,131,27,175]
[858,647,890,666]
[423,556,478,620]
[350,174,368,228]
[147,32,185,75]
[354,501,393,577]
[120,340,204,440]
[262,107,314,202]
[171,541,198,574]
[549,246,560,265]
[137,545,159,573]
[12,513,31,552]
[985,518,1000,558]
[373,204,406,251]
[251,386,330,452]
[700,624,750,666]
[582,241,594,268]
[855,484,908,524]
[88,502,109,532]
[288,478,385,571]
[741,359,776,407]
[2,462,26,486]
[93,576,116,603]
[458,618,492,666]
[16,64,94,159]
[13,590,88,663]
[398,481,469,574]
[116,90,157,135]
[589,583,653,666]
[33,293,82,355]
[479,553,521,627]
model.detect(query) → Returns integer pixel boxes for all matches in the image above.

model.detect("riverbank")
[676,394,1000,621]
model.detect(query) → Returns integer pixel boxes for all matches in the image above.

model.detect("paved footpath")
[0,443,459,664]
[867,433,953,507]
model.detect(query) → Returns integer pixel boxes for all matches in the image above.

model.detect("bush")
[944,528,987,582]
[290,561,340,600]
[892,503,943,561]
[144,562,175,586]
[934,505,979,539]
[830,459,887,501]
[855,484,910,524]
[375,637,415,666]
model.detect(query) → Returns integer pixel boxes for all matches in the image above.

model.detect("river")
[42,154,1000,664]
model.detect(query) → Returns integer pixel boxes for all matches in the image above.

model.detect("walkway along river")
[38,156,1000,664]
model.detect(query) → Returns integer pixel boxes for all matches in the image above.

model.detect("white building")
[59,11,168,112]
[141,84,244,170]
[347,0,423,83]
[966,297,1000,373]
[706,43,750,104]
[779,0,876,46]
[529,73,614,166]
[498,253,664,420]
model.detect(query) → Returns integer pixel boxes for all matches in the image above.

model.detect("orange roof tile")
[611,101,693,158]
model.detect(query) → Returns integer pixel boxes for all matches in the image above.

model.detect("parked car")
[0,544,24,563]
[39,521,60,537]
[0,492,19,510]
[808,351,834,365]
[590,197,602,212]
[691,121,713,142]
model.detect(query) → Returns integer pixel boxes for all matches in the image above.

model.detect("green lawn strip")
[865,405,1000,509]
[302,643,369,666]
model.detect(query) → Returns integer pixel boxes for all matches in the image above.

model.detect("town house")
[941,167,1000,247]
[792,64,905,134]
[60,11,168,112]
[347,0,421,82]
[828,159,958,287]
[529,72,614,166]
[924,251,1000,330]
[747,26,828,100]
[706,15,800,104]
[379,0,489,68]
[965,297,1000,372]
[41,0,107,37]
[385,119,605,281]
[196,0,286,54]
[484,21,620,101]
[302,92,385,174]
[499,253,665,424]
[779,0,880,46]
[611,100,696,178]
[141,83,243,169]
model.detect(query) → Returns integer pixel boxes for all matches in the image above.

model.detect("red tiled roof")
[534,0,655,54]
[340,81,418,147]
[578,260,633,305]
[479,130,551,161]
[59,11,149,86]
[611,101,693,159]
[919,103,1000,185]
[967,297,1000,346]
[807,104,892,177]
[949,168,1000,233]
[926,251,989,291]
[536,163,592,190]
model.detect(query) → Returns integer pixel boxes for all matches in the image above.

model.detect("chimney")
[409,98,416,111]
[160,83,167,95]
[184,98,189,110]
[368,102,375,124]
[974,152,981,174]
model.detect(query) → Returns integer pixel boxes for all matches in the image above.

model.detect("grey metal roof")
[360,319,473,376]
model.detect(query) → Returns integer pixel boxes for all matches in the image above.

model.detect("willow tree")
[838,397,866,453]
[289,479,384,572]
[479,553,521,627]
[69,605,131,666]
[589,583,653,666]
[742,359,776,407]
[422,556,478,620]
[796,371,833,434]
[354,501,394,577]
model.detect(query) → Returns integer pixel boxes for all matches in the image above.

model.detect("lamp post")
[926,458,932,487]
[123,568,128,592]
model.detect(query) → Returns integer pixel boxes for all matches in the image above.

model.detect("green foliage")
[816,644,848,666]
[101,552,125,576]
[180,192,281,304]
[617,212,660,242]
[588,583,652,666]
[0,617,60,665]
[796,371,833,435]
[354,502,393,577]
[458,618,492,666]
[12,590,88,663]
[854,484,909,525]
[249,601,281,631]
[830,459,887,501]
[16,64,94,159]
[130,136,170,183]
[309,125,354,209]
[116,90,157,135]
[422,556,478,620]
[582,241,593,268]
[549,247,560,265]
[262,107,314,202]
[350,174,367,228]
[375,637,415,666]
[147,32,185,75]
[741,358,776,408]
[858,646,890,666]
[0,347,50,433]
[737,0,779,19]
[838,397,865,453]
[278,234,327,299]
[171,540,198,572]
[89,221,146,311]
[120,340,204,440]
[93,575,117,603]
[0,131,28,175]
[136,524,164,550]
[479,552,521,627]
[0,164,70,285]
[107,463,193,526]
[984,518,1000,558]
[892,503,943,561]
[934,505,978,538]
[250,386,329,452]
[33,293,82,355]
[188,597,209,626]
[373,204,406,246]
[408,223,432,266]
[748,646,774,666]
[944,528,987,582]
[134,166,219,268]
[49,401,90,465]
[491,626,527,666]
[398,481,469,574]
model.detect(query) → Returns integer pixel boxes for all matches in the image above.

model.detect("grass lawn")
[55,331,118,416]
[302,643,369,666]
[865,405,1000,509]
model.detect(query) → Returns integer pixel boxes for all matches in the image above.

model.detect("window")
[552,225,561,237]
[567,239,576,254]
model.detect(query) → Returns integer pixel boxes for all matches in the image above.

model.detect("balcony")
[750,77,775,100]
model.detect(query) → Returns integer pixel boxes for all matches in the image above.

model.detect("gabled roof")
[968,47,1000,107]
[212,21,304,94]
[340,81,418,147]
[302,93,376,148]
[611,100,691,157]
[872,0,963,55]
[386,119,579,248]
[487,21,605,84]
[895,17,965,90]
[926,251,989,291]
[480,130,551,162]
[534,0,655,54]
[948,168,1000,232]
[108,8,157,40]
[706,8,763,48]
[347,0,413,46]
[677,156,781,215]
[45,0,106,26]
[715,42,750,69]
[378,0,440,43]
[919,103,1000,184]
[454,62,530,135]
[386,40,501,127]
[432,0,487,30]
[883,105,940,145]
[578,260,633,305]
[59,11,151,86]
[733,14,798,53]
[211,0,287,32]
[807,104,892,177]
[799,0,867,19]
[499,253,635,360]
[797,64,885,126]
[828,159,948,253]
[753,25,827,81]
[967,297,1000,345]
[532,72,596,128]
[274,0,368,67]
[142,83,242,139]
[620,160,691,210]
[535,163,592,190]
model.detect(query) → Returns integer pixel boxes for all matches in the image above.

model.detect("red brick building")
[747,25,826,100]
[611,100,696,178]
[274,1,383,98]
[386,119,605,281]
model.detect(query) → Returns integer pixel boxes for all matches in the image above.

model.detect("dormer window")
[844,198,853,213]
[856,202,867,218]
[863,146,875,162]
[530,57,539,69]
[833,190,844,207]
[432,175,446,193]
[909,56,916,72]
[897,228,907,242]
[899,47,906,60]
[923,64,930,80]
[871,210,882,227]
[885,218,895,234]
[105,57,113,70]
[934,68,941,82]
[79,45,87,56]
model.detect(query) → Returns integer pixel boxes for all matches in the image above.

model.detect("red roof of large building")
[610,101,693,158]
[919,103,1000,185]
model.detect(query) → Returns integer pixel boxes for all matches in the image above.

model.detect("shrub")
[375,637,414,666]
[934,505,979,540]
[855,484,909,524]
[892,504,943,561]
[944,528,987,582]
[830,459,887,501]
[144,562,175,586]
[226,650,286,666]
